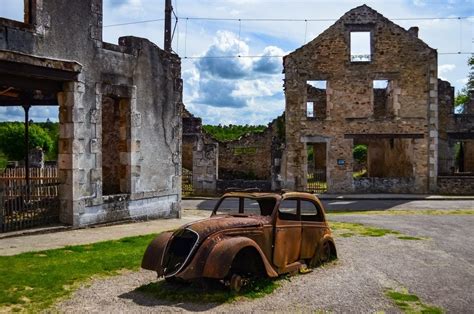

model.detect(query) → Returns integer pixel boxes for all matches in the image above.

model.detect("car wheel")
[230,274,244,292]
[319,241,332,264]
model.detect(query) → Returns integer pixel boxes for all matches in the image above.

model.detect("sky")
[1,0,473,125]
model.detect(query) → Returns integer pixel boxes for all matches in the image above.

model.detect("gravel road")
[57,214,474,313]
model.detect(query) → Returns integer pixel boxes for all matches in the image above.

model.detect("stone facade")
[182,109,218,195]
[282,5,438,193]
[0,0,182,226]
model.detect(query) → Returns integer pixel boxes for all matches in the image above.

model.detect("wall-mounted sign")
[337,159,345,166]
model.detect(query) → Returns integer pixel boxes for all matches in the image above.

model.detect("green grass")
[0,233,157,312]
[329,209,474,216]
[138,277,283,304]
[385,288,443,313]
[330,222,424,240]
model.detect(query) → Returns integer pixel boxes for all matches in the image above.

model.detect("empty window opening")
[0,1,34,24]
[350,32,371,62]
[306,80,327,119]
[306,102,314,118]
[373,80,393,118]
[102,96,130,196]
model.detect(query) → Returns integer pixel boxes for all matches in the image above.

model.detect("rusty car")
[141,191,337,291]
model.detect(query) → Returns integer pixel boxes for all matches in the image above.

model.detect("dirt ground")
[56,213,474,313]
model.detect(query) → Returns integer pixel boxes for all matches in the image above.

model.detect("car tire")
[319,241,332,264]
[230,274,244,292]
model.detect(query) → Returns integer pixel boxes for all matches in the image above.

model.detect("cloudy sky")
[1,0,473,125]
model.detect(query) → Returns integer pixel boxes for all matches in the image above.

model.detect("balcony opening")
[350,31,371,62]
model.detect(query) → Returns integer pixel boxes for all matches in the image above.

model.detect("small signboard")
[337,159,345,166]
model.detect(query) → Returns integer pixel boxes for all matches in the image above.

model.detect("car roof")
[221,191,319,202]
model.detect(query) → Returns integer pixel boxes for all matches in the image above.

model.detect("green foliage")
[455,89,469,112]
[0,151,7,169]
[203,124,266,142]
[0,122,54,161]
[468,55,474,90]
[353,144,367,163]
[0,233,157,311]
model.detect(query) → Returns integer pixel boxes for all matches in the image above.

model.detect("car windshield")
[213,196,276,216]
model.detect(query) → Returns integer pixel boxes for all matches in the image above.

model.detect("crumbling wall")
[283,4,437,193]
[218,116,284,181]
[0,0,182,226]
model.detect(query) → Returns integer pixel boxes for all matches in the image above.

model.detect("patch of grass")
[0,233,157,312]
[330,221,401,237]
[330,222,424,240]
[138,277,283,304]
[329,209,474,216]
[397,235,424,241]
[385,288,443,313]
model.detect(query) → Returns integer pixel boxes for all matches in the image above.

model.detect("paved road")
[182,198,474,212]
[57,213,474,313]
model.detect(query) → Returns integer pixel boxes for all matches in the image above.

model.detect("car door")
[300,200,326,260]
[273,199,301,268]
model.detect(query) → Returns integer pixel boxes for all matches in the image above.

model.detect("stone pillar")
[428,62,438,192]
[57,80,86,226]
[192,136,218,195]
[327,136,353,193]
[28,147,44,168]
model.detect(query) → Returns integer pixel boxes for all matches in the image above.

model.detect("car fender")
[202,236,278,279]
[141,231,174,275]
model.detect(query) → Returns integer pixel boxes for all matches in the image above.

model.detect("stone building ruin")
[0,0,182,227]
[283,4,453,194]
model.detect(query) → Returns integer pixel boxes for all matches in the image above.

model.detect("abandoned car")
[141,191,337,291]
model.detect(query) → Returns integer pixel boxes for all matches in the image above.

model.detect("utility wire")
[104,15,474,27]
[180,52,473,60]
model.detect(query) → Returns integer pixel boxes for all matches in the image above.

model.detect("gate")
[0,167,60,232]
[182,168,193,195]
[307,169,327,193]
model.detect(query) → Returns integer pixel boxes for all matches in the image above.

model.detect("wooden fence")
[0,167,60,232]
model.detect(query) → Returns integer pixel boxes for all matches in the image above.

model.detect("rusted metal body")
[142,191,337,285]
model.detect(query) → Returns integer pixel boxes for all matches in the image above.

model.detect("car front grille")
[162,228,199,277]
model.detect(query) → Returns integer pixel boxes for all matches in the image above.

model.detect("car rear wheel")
[319,241,332,264]
[230,274,244,292]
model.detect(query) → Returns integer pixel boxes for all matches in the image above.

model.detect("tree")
[353,144,367,163]
[0,123,53,161]
[468,55,474,90]
[454,55,474,113]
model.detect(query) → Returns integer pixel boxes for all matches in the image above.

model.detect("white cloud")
[438,64,456,80]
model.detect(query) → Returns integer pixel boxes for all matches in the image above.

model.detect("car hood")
[181,215,271,238]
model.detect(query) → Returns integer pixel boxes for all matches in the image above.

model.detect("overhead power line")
[180,52,473,61]
[104,15,474,27]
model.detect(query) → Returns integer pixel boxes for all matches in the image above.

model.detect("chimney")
[408,26,419,37]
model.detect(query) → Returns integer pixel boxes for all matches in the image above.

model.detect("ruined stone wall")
[0,0,182,226]
[437,176,474,195]
[283,5,437,193]
[218,128,273,180]
[367,139,414,177]
[218,116,283,181]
